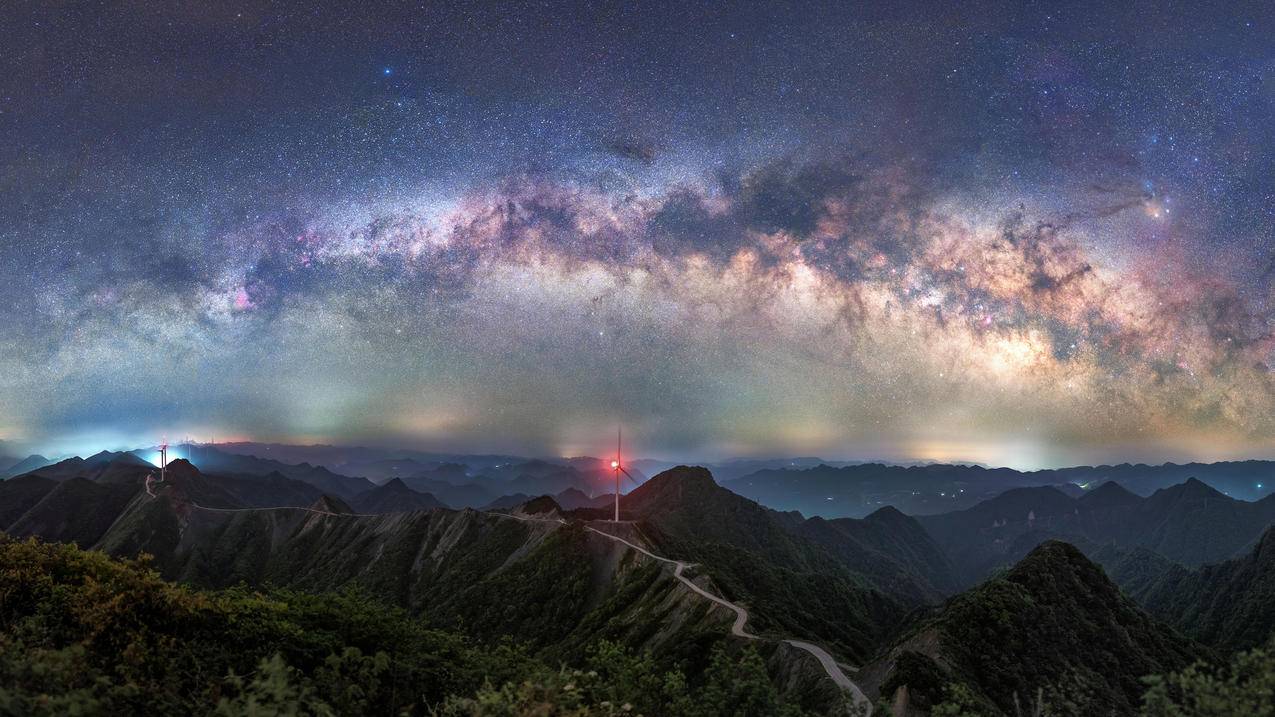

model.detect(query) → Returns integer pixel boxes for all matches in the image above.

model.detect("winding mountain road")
[495,511,872,714]
[143,477,870,714]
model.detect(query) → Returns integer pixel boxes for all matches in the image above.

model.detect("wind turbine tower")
[159,440,169,483]
[611,427,638,522]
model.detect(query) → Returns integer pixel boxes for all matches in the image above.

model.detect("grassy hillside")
[0,536,826,716]
[0,535,534,714]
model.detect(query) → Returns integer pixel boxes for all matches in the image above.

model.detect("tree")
[1140,644,1275,717]
[698,645,803,717]
[215,654,335,717]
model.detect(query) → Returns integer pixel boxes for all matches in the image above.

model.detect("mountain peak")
[1007,540,1125,599]
[111,452,149,466]
[1019,539,1090,565]
[517,495,561,516]
[310,495,354,514]
[869,537,1204,715]
[622,465,719,515]
[382,477,409,491]
[85,450,122,465]
[2,454,51,478]
[350,478,445,514]
[1079,480,1140,507]
[640,465,715,493]
[164,459,201,480]
[864,504,908,522]
[1157,477,1226,501]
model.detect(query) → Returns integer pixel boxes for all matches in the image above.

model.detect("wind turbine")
[611,427,639,522]
[159,439,168,483]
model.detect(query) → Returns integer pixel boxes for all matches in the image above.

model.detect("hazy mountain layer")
[726,460,1275,518]
[916,479,1275,586]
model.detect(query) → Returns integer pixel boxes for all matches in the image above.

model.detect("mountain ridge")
[861,540,1207,715]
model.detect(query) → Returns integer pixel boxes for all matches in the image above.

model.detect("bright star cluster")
[1,2,1273,468]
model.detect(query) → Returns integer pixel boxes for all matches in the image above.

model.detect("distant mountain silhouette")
[1077,479,1141,509]
[1,454,51,478]
[725,460,1275,518]
[480,492,532,510]
[916,478,1275,585]
[180,445,375,498]
[334,457,447,482]
[26,451,136,481]
[552,486,611,510]
[351,478,445,513]
[499,461,601,497]
[397,475,494,508]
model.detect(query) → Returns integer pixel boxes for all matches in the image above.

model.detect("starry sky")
[2,1,1274,468]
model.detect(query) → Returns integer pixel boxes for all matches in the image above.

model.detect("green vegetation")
[935,542,1203,713]
[0,536,819,715]
[870,541,1207,716]
[441,641,814,717]
[1140,640,1275,717]
[1123,527,1275,652]
[0,535,531,714]
[879,651,949,712]
[911,640,1275,717]
[624,467,908,662]
[430,523,596,647]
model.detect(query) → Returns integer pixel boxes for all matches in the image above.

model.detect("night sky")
[3,1,1274,468]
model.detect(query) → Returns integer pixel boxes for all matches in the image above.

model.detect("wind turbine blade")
[619,467,641,487]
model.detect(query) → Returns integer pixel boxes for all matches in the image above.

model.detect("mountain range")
[917,478,1275,587]
[5,444,1275,714]
[723,460,1275,518]
[0,453,51,478]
